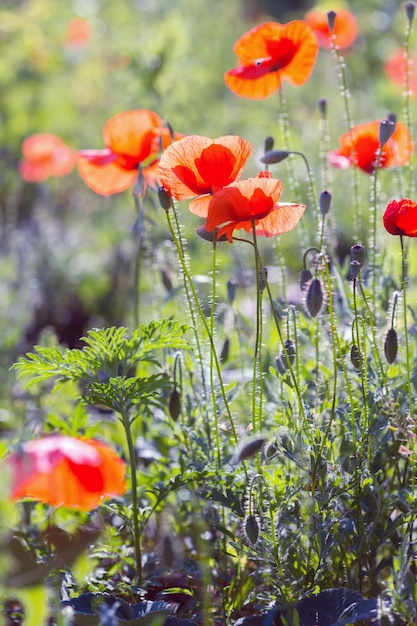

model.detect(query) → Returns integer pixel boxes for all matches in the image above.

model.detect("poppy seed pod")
[300,268,313,291]
[260,150,290,165]
[350,344,362,370]
[244,514,259,545]
[306,278,323,317]
[264,136,274,153]
[384,328,398,364]
[158,186,172,211]
[168,388,181,421]
[379,119,396,146]
[351,244,365,266]
[327,10,337,33]
[319,190,332,216]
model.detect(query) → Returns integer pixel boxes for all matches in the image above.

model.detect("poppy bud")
[195,226,228,242]
[169,388,181,421]
[158,186,172,211]
[260,150,290,165]
[236,437,266,462]
[282,339,296,367]
[258,267,268,293]
[387,112,397,125]
[319,190,331,216]
[318,98,327,117]
[306,278,323,317]
[275,355,286,376]
[244,514,259,545]
[227,278,238,304]
[350,344,362,370]
[351,244,365,267]
[264,136,274,153]
[161,268,173,292]
[300,268,313,291]
[350,260,362,279]
[327,10,337,33]
[379,119,396,146]
[384,328,398,364]
[220,337,230,363]
[406,2,416,23]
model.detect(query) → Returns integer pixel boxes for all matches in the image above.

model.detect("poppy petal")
[225,66,282,99]
[255,202,306,237]
[305,8,358,50]
[103,110,163,161]
[77,156,138,195]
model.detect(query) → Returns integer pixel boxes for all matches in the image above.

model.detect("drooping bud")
[258,267,268,293]
[406,2,416,23]
[158,186,172,211]
[306,278,323,317]
[227,278,238,304]
[236,437,266,463]
[264,136,274,153]
[379,119,396,146]
[244,514,259,545]
[168,388,181,421]
[195,226,228,242]
[319,190,332,216]
[350,244,365,267]
[350,344,362,370]
[300,268,313,291]
[327,10,337,33]
[384,328,398,364]
[260,150,290,165]
[349,260,362,279]
[220,337,230,363]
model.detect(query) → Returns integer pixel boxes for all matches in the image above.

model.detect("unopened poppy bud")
[258,267,268,292]
[169,388,181,421]
[350,344,362,370]
[265,440,278,459]
[379,119,395,146]
[319,190,332,216]
[275,355,286,375]
[264,136,274,153]
[244,514,259,545]
[236,437,266,462]
[327,10,337,33]
[306,278,323,317]
[300,268,312,291]
[227,278,238,304]
[161,268,173,292]
[318,98,327,117]
[387,112,397,125]
[282,339,296,367]
[384,328,398,364]
[195,226,228,242]
[260,150,290,165]
[220,337,230,363]
[158,186,172,211]
[351,244,365,267]
[350,260,362,279]
[406,2,416,23]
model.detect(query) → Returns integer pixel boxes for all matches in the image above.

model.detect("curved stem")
[400,235,413,419]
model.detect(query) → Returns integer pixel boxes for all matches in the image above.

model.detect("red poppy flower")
[64,17,91,49]
[19,134,76,182]
[385,49,417,97]
[8,435,126,511]
[158,134,252,216]
[78,110,183,196]
[204,174,306,242]
[224,21,319,100]
[329,120,413,174]
[305,8,358,50]
[383,198,417,236]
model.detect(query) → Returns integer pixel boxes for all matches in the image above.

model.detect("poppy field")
[3,0,417,624]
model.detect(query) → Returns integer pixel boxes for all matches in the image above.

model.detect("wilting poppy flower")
[19,134,76,182]
[224,21,319,99]
[158,134,252,216]
[8,435,126,510]
[78,110,183,196]
[64,17,91,49]
[383,198,417,236]
[305,8,358,50]
[329,120,413,174]
[205,174,306,242]
[385,49,417,97]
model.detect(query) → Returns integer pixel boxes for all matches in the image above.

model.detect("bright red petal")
[383,198,417,236]
[233,22,285,64]
[225,65,282,99]
[78,155,138,195]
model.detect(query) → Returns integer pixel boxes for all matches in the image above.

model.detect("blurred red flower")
[305,8,358,50]
[205,174,306,242]
[328,120,413,173]
[383,198,417,236]
[385,49,417,97]
[224,21,319,99]
[158,134,252,216]
[19,134,76,182]
[78,110,183,196]
[64,17,91,49]
[8,435,126,511]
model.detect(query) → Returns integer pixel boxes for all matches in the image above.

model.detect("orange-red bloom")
[329,120,413,174]
[305,8,358,50]
[224,21,319,99]
[19,134,76,182]
[78,110,182,196]
[205,174,306,242]
[385,49,417,97]
[158,134,252,216]
[383,198,417,237]
[64,17,91,49]
[8,435,126,510]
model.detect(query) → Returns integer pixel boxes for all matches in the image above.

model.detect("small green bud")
[168,388,181,421]
[244,514,259,545]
